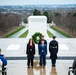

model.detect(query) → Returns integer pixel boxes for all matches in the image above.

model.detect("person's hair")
[42,35,44,37]
[28,38,34,45]
[0,49,1,52]
[52,36,56,39]
[41,39,44,43]
[41,39,44,41]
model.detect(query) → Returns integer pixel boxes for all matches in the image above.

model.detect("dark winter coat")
[72,59,76,75]
[26,44,35,58]
[49,40,58,59]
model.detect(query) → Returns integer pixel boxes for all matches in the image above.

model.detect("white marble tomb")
[28,16,48,38]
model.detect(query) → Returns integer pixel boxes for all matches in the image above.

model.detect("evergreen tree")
[33,9,41,15]
[43,11,51,23]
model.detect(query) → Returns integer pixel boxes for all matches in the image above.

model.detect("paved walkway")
[9,27,28,38]
[7,60,73,75]
[47,27,66,38]
[9,26,66,38]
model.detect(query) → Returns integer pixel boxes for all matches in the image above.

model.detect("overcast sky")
[0,0,76,5]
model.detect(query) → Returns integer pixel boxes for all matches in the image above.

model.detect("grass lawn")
[47,30,54,38]
[19,30,28,38]
[4,26,25,38]
[51,26,71,38]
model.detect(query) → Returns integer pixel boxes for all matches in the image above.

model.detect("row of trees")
[0,9,76,37]
[33,9,52,23]
[0,13,21,35]
[52,11,76,37]
[33,9,76,37]
[23,9,52,23]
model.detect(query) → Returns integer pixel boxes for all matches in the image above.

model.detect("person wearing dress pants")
[72,58,76,75]
[38,39,47,68]
[26,38,35,68]
[49,36,58,67]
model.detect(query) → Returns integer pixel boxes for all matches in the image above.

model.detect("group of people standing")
[26,35,58,68]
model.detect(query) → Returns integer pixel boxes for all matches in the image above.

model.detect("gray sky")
[0,0,76,5]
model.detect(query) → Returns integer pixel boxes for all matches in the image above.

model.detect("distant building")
[50,21,56,26]
[19,21,25,26]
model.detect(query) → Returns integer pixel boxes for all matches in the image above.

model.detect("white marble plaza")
[7,60,73,75]
[0,38,75,75]
[6,44,20,51]
[0,38,76,57]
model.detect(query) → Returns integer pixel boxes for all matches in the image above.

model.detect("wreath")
[32,32,42,44]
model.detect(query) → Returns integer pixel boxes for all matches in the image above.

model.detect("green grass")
[47,30,54,38]
[3,26,25,38]
[51,26,71,38]
[19,30,28,38]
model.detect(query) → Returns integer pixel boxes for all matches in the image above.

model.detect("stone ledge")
[6,56,76,60]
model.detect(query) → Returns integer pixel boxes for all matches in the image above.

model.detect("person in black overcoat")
[49,36,58,67]
[72,58,76,75]
[26,38,35,68]
[38,35,47,46]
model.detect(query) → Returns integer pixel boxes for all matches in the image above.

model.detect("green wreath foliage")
[32,32,42,44]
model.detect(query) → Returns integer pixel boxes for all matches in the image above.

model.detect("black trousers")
[27,58,33,67]
[51,59,56,66]
[40,55,46,66]
[2,64,7,75]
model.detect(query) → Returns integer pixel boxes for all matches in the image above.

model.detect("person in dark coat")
[38,35,47,46]
[49,36,58,67]
[38,40,47,68]
[0,49,7,75]
[26,38,35,68]
[72,58,76,75]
